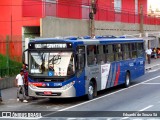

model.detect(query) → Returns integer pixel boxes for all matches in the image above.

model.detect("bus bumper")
[28,85,76,98]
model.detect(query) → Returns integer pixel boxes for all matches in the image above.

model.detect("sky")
[148,0,160,11]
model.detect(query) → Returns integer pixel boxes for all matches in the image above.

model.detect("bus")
[24,36,145,100]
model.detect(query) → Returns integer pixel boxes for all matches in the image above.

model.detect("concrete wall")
[95,21,140,36]
[41,17,160,37]
[41,17,89,37]
[0,76,15,89]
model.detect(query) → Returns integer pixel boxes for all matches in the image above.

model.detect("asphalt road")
[0,67,160,120]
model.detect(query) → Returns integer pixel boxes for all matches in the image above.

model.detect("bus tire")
[125,72,130,88]
[87,81,95,100]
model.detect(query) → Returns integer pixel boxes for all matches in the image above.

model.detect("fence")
[0,35,22,78]
[43,1,160,25]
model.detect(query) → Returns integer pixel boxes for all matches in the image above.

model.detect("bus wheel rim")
[88,86,93,96]
[126,75,129,85]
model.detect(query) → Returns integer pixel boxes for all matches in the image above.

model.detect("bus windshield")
[29,51,75,76]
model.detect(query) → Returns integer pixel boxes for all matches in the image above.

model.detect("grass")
[0,54,22,77]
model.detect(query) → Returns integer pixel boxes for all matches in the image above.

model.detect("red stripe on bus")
[114,65,120,86]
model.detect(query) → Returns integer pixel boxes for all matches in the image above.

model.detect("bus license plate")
[44,91,52,95]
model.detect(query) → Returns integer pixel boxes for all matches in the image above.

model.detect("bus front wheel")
[87,81,95,100]
[125,72,130,88]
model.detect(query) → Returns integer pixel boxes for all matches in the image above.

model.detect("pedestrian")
[157,48,160,58]
[0,89,2,102]
[22,64,28,96]
[145,48,152,64]
[15,69,28,103]
[152,48,157,59]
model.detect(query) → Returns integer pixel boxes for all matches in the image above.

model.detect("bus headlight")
[29,83,37,89]
[62,81,75,90]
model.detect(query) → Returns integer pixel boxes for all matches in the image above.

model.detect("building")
[0,0,152,61]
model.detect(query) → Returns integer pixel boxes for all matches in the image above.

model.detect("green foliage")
[0,54,22,78]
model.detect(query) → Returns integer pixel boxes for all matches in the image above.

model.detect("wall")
[41,17,160,37]
[138,0,147,14]
[57,0,82,19]
[0,0,41,61]
[41,17,89,37]
[0,76,15,89]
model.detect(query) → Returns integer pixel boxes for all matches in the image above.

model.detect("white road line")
[145,64,160,70]
[146,67,160,73]
[121,117,129,120]
[146,70,156,73]
[139,105,153,111]
[122,105,153,120]
[67,118,77,120]
[141,83,160,85]
[39,75,160,118]
[58,75,160,111]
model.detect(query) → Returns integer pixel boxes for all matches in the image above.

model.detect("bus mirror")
[22,49,28,66]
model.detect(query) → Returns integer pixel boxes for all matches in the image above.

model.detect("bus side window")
[97,45,105,64]
[113,44,117,61]
[131,43,137,58]
[124,44,131,60]
[121,44,125,60]
[87,45,97,66]
[106,45,114,62]
[76,46,85,75]
[117,44,122,61]
[137,43,144,57]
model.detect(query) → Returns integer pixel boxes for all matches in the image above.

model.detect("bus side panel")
[133,58,145,80]
[126,60,136,80]
[75,70,86,97]
[117,61,126,85]
[109,62,125,87]
[106,60,133,88]
[85,66,101,93]
[106,62,117,88]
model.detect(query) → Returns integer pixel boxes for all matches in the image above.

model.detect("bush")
[0,54,22,78]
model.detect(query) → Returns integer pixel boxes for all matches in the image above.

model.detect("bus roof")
[30,37,144,45]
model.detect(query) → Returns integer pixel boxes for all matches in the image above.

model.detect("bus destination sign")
[34,43,67,49]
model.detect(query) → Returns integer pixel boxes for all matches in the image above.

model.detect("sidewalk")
[145,58,160,70]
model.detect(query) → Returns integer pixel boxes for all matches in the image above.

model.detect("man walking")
[0,89,2,102]
[146,48,152,64]
[15,69,28,103]
[22,64,28,96]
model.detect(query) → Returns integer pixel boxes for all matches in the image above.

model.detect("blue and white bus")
[25,36,145,100]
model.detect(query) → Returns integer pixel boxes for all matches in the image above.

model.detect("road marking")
[141,83,160,85]
[139,105,153,111]
[67,118,77,120]
[40,75,160,118]
[122,105,153,120]
[146,67,160,73]
[58,75,160,111]
[145,64,160,70]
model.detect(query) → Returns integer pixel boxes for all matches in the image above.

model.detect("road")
[0,67,160,119]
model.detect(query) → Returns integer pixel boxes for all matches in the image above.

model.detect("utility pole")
[89,0,97,38]
[140,4,144,36]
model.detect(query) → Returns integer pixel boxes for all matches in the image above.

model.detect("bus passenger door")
[75,46,86,97]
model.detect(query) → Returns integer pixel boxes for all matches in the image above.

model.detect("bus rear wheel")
[125,72,130,88]
[87,81,96,100]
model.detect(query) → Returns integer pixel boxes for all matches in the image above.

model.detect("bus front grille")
[37,86,61,88]
[35,92,61,96]
[37,78,65,82]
